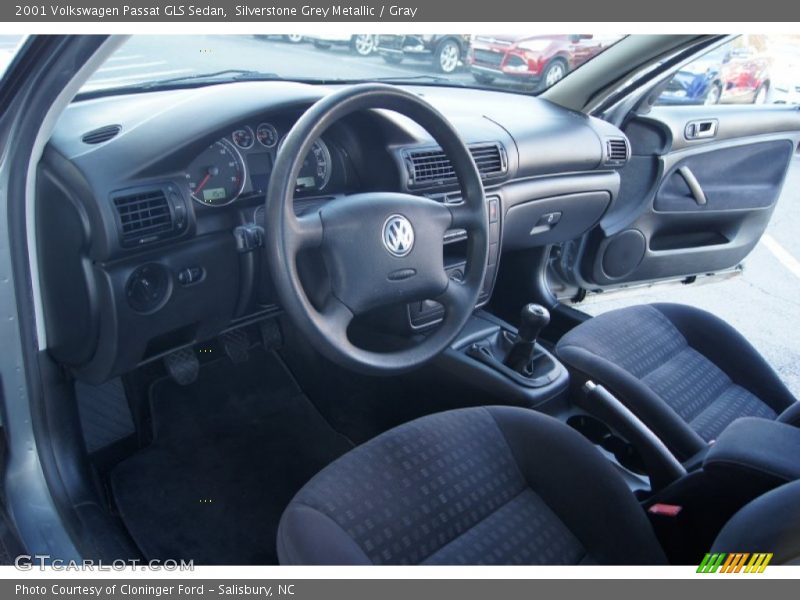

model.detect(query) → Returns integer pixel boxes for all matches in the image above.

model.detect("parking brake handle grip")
[582,381,687,491]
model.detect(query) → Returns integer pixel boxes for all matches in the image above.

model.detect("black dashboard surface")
[40,82,626,382]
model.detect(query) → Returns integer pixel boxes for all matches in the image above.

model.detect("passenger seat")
[556,303,799,460]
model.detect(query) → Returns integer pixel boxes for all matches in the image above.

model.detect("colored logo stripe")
[697,553,773,573]
[745,553,773,573]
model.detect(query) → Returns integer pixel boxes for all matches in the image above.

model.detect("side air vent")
[112,185,188,247]
[404,142,508,187]
[605,137,630,166]
[82,124,122,145]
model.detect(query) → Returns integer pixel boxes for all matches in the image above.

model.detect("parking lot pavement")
[580,155,800,398]
[83,35,478,91]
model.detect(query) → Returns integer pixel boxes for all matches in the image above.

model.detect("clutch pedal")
[163,347,200,385]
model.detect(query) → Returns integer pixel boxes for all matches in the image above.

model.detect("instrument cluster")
[185,120,334,207]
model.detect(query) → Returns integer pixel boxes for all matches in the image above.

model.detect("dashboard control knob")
[126,264,171,313]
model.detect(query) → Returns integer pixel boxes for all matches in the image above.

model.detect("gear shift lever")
[504,303,550,374]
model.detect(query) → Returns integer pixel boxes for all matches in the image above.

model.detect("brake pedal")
[163,348,200,386]
[221,329,250,363]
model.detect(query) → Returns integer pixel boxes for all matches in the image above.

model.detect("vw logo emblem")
[382,214,415,257]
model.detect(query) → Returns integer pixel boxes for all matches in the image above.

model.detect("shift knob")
[503,303,550,374]
[517,303,550,344]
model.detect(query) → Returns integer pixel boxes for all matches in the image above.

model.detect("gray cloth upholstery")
[712,479,800,565]
[277,406,666,565]
[557,304,796,460]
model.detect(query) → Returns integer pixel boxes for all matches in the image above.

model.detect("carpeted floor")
[109,349,353,565]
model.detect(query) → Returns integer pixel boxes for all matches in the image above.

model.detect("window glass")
[81,34,624,95]
[657,35,800,106]
[0,35,24,80]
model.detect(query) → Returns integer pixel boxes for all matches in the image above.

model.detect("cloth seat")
[278,406,667,565]
[277,406,800,565]
[556,304,798,460]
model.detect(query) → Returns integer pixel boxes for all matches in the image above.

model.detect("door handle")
[677,166,707,206]
[684,119,718,140]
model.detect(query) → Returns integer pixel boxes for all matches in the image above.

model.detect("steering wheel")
[265,84,489,374]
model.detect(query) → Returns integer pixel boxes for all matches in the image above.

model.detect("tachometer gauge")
[297,139,332,192]
[256,123,279,148]
[185,140,246,206]
[278,137,332,192]
[232,126,255,149]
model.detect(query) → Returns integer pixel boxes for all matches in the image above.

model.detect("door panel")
[565,105,800,290]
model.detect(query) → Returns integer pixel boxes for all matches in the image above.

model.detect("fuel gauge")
[232,126,255,150]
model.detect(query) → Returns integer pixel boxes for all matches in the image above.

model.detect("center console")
[435,307,570,409]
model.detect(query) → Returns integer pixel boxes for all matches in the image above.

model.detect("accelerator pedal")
[163,348,200,386]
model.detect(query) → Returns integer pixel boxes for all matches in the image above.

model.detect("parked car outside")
[468,34,612,90]
[376,35,469,74]
[658,44,771,105]
[770,59,800,104]
[719,46,772,104]
[307,34,379,56]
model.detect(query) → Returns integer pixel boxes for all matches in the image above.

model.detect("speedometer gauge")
[185,140,246,206]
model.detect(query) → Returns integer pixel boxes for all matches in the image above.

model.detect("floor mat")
[109,349,353,565]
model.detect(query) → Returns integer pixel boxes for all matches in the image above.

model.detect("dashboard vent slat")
[113,188,174,245]
[605,137,630,165]
[405,143,508,187]
[82,124,122,145]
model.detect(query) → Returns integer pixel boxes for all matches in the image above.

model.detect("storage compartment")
[650,231,729,251]
[567,415,646,475]
[502,191,611,250]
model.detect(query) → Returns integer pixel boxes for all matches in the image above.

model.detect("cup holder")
[567,415,647,476]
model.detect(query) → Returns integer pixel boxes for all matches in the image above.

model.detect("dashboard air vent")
[405,142,508,187]
[82,124,122,145]
[605,137,630,165]
[113,187,180,247]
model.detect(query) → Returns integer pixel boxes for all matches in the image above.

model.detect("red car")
[469,34,614,90]
[718,47,772,104]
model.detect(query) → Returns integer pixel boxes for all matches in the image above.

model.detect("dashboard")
[38,81,628,383]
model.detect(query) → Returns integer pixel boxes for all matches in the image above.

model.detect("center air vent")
[82,124,122,145]
[404,142,508,187]
[605,137,630,166]
[112,185,188,247]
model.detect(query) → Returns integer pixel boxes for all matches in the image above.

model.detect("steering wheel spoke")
[288,211,324,252]
[435,279,472,313]
[449,201,485,232]
[319,294,354,340]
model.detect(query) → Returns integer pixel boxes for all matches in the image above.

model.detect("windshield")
[82,34,625,94]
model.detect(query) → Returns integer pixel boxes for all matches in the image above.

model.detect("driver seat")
[277,406,799,564]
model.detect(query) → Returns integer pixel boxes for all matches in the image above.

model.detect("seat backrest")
[712,479,800,565]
